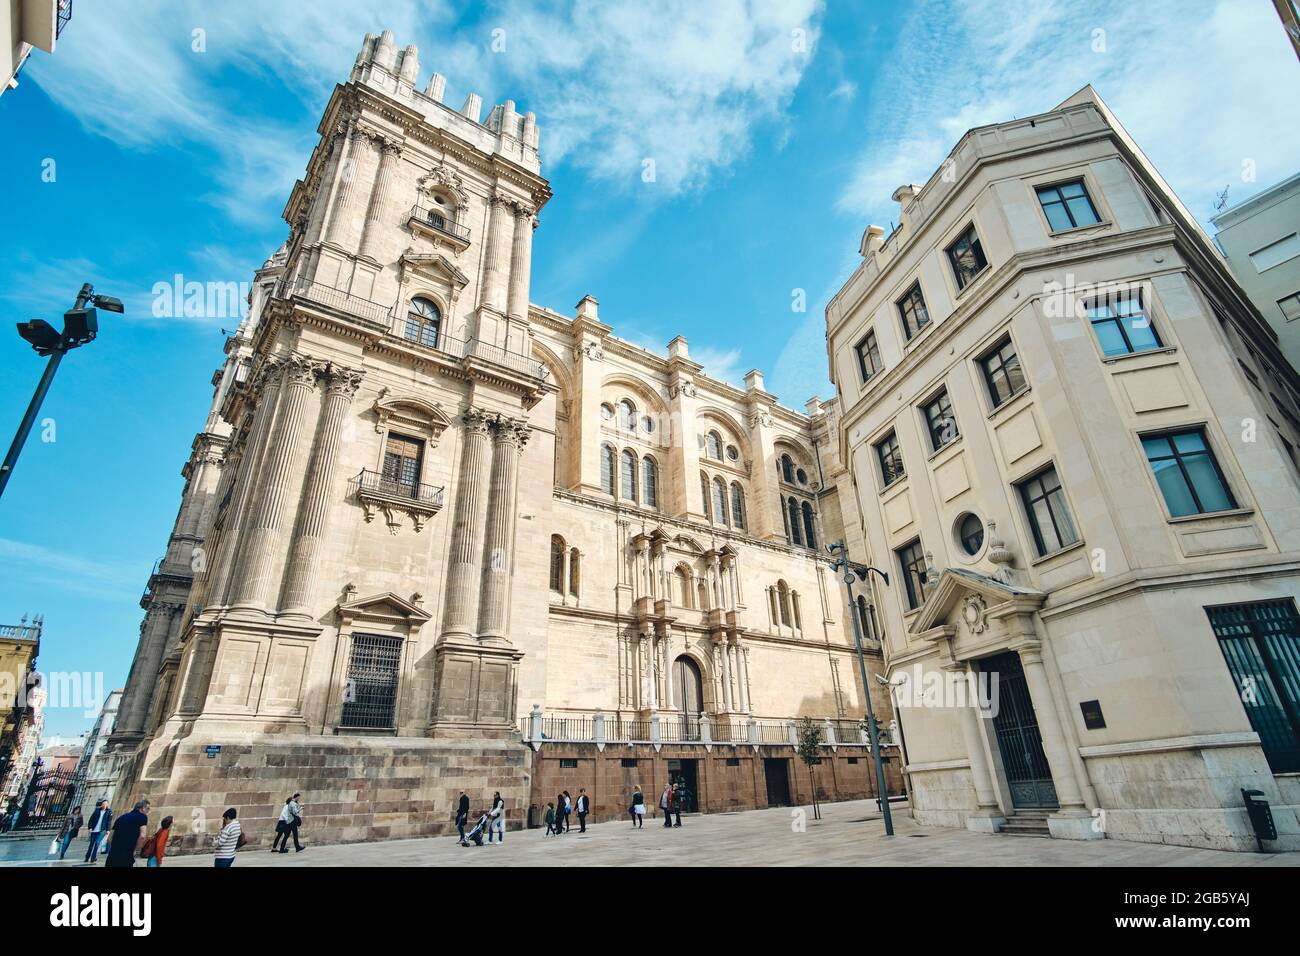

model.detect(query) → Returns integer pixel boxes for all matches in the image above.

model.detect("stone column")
[718,637,733,712]
[639,626,653,709]
[560,546,571,600]
[116,604,174,736]
[280,365,363,616]
[305,124,347,246]
[735,640,751,712]
[661,634,675,709]
[505,204,534,322]
[636,537,651,599]
[481,195,513,314]
[208,360,285,606]
[948,660,1005,831]
[358,139,403,260]
[325,128,374,250]
[478,416,530,641]
[441,409,494,640]
[230,356,318,611]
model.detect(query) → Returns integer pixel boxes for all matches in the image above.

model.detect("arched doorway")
[671,654,705,813]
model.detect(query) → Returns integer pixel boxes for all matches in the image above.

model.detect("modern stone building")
[826,86,1300,850]
[110,31,897,849]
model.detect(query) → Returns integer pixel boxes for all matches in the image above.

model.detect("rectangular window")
[855,330,883,382]
[847,757,859,765]
[1141,428,1236,517]
[725,757,740,767]
[946,224,988,290]
[559,758,578,769]
[979,336,1027,409]
[1278,291,1300,322]
[381,433,423,492]
[1207,599,1300,773]
[1087,292,1161,357]
[896,538,929,610]
[1036,179,1101,232]
[620,758,638,768]
[1248,233,1300,273]
[896,282,931,341]
[340,633,402,729]
[875,431,905,487]
[1017,465,1080,556]
[922,389,959,451]
[1239,360,1261,390]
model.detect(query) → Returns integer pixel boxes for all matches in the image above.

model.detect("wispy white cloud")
[0,538,145,603]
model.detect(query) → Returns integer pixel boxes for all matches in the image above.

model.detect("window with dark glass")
[706,431,723,460]
[876,431,905,486]
[1141,429,1236,517]
[897,282,931,341]
[946,224,988,290]
[1087,292,1161,357]
[711,477,728,525]
[1017,465,1080,556]
[404,297,441,348]
[979,337,1027,408]
[730,482,745,529]
[642,457,658,509]
[620,449,638,502]
[855,330,883,382]
[787,498,803,546]
[1208,599,1300,773]
[801,500,817,548]
[780,454,794,483]
[549,535,565,591]
[958,513,984,556]
[700,473,711,521]
[1036,179,1101,232]
[600,443,616,495]
[896,539,929,610]
[923,390,959,450]
[382,433,423,492]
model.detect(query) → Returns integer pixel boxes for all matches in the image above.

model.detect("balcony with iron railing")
[288,277,391,330]
[57,1,73,38]
[406,204,472,244]
[521,707,882,749]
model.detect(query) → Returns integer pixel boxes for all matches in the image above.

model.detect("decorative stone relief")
[961,593,988,635]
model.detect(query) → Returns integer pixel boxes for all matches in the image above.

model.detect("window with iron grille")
[946,224,988,290]
[896,538,929,610]
[559,758,578,769]
[725,758,740,767]
[1017,464,1080,556]
[341,633,403,729]
[382,433,423,491]
[876,431,905,487]
[1036,179,1101,232]
[897,282,931,341]
[621,758,638,768]
[1207,599,1300,773]
[1141,428,1236,518]
[922,389,959,450]
[1087,292,1161,357]
[979,336,1027,409]
[855,330,883,382]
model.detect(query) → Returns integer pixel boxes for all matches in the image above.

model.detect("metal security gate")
[10,764,85,832]
[674,655,704,738]
[981,651,1058,809]
[1208,599,1300,773]
[341,633,403,730]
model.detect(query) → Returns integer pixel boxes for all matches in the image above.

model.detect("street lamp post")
[829,540,894,837]
[0,283,122,499]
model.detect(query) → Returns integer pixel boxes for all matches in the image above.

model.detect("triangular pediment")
[908,567,1043,636]
[399,251,469,288]
[337,590,433,624]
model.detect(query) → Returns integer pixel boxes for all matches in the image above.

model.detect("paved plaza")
[6,799,1296,867]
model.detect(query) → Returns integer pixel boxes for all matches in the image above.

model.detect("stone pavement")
[7,799,1284,868]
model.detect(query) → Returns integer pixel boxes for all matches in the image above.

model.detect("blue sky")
[1,0,1296,738]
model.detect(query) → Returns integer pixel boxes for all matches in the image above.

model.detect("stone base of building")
[120,733,532,855]
[964,809,1006,833]
[527,742,906,825]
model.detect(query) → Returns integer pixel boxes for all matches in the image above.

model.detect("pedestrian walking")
[142,816,173,867]
[212,807,242,867]
[562,790,572,832]
[455,791,471,845]
[84,799,111,863]
[56,806,83,860]
[104,799,150,868]
[660,782,674,828]
[273,793,304,853]
[673,782,684,827]
[553,792,564,834]
[544,802,556,836]
[630,786,645,827]
[576,788,590,832]
[487,791,505,844]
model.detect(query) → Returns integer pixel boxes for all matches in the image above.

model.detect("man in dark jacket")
[104,799,150,868]
[58,806,83,860]
[84,800,112,863]
[576,789,590,832]
[455,792,471,846]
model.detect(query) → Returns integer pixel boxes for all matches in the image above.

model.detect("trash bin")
[527,803,539,830]
[1241,789,1276,852]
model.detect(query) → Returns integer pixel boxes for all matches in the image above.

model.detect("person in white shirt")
[487,792,505,844]
[272,793,304,853]
[212,807,242,868]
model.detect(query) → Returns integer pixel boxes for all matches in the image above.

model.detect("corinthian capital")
[463,406,494,434]
[491,415,532,448]
[324,364,365,397]
[283,354,320,388]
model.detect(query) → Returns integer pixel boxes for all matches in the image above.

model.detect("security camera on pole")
[827,540,894,837]
[1,283,123,499]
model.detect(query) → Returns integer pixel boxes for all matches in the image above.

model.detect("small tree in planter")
[795,717,824,821]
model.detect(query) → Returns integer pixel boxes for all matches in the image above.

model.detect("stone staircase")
[1000,810,1051,837]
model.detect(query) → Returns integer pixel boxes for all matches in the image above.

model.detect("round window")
[726,445,739,461]
[641,415,656,433]
[957,513,985,556]
[600,403,614,421]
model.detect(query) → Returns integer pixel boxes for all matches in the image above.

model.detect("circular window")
[434,195,445,205]
[957,513,985,556]
[600,403,614,421]
[641,415,655,433]
[726,445,739,461]
[796,468,807,485]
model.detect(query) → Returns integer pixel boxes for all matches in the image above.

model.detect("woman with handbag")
[630,786,645,828]
[142,815,173,867]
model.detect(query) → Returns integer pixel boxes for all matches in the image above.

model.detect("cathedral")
[108,31,898,849]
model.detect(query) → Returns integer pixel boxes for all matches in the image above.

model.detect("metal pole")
[0,348,65,498]
[844,573,894,836]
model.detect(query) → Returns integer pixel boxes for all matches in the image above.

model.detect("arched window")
[569,548,581,597]
[801,500,817,549]
[777,580,791,626]
[549,535,566,592]
[676,567,693,608]
[620,449,638,502]
[856,594,873,641]
[788,498,803,546]
[730,482,746,529]
[642,456,658,509]
[711,477,727,525]
[697,580,710,611]
[768,587,780,625]
[706,430,723,460]
[780,454,794,483]
[700,472,711,521]
[792,591,803,630]
[618,399,637,432]
[404,296,441,347]
[600,444,616,495]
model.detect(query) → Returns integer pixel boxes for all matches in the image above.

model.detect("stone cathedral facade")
[109,32,899,849]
